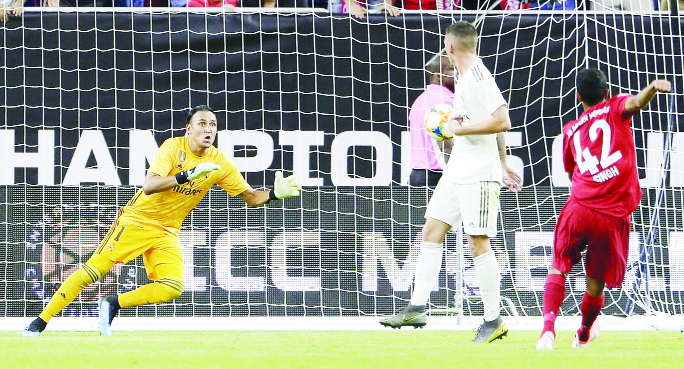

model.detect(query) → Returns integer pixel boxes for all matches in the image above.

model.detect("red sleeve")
[226,0,237,5]
[612,94,636,121]
[562,126,576,174]
[187,0,206,6]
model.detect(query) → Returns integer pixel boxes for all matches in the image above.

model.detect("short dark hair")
[576,69,608,107]
[187,105,214,125]
[445,21,478,52]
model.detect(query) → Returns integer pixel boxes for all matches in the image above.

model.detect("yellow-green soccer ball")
[424,103,454,141]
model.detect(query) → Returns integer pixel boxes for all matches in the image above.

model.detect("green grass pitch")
[2,331,683,369]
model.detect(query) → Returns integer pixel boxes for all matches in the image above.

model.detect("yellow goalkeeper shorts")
[94,219,183,281]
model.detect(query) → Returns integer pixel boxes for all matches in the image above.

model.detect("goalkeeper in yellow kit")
[21,105,302,337]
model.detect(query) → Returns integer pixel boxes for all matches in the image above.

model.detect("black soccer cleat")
[21,317,47,337]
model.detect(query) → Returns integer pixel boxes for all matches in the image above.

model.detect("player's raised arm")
[624,80,672,113]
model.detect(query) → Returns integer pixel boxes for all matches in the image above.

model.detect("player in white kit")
[380,21,522,343]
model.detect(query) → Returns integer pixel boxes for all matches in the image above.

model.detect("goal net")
[1,8,682,323]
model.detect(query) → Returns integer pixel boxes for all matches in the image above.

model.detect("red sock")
[541,273,566,336]
[578,292,604,342]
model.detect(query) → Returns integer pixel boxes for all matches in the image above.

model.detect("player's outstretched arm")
[448,105,512,136]
[624,80,672,114]
[142,172,178,195]
[142,163,221,195]
[239,171,302,207]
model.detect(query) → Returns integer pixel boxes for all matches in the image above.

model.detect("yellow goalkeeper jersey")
[117,136,249,234]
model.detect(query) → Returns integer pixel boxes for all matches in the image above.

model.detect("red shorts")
[553,199,631,288]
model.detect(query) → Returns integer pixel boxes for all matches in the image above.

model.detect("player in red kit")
[534,69,671,350]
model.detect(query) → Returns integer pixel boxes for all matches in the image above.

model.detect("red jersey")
[562,94,642,218]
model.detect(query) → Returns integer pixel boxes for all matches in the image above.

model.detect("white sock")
[410,242,443,306]
[474,251,501,321]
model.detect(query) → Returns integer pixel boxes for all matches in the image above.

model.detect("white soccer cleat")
[534,331,555,350]
[20,327,41,337]
[98,297,112,336]
[572,319,601,349]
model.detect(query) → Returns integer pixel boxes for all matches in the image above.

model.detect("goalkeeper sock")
[474,251,501,321]
[409,242,443,306]
[39,254,115,322]
[541,273,566,335]
[579,292,604,342]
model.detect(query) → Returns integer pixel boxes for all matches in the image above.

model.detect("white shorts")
[425,180,501,238]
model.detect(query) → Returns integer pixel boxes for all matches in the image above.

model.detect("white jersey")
[443,59,507,185]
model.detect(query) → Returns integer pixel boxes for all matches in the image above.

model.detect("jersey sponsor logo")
[178,150,187,163]
[172,182,204,196]
[24,203,131,316]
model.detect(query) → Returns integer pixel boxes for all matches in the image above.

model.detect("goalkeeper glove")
[268,171,301,201]
[175,163,221,184]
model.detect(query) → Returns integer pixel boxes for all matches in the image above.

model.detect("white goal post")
[0,8,682,330]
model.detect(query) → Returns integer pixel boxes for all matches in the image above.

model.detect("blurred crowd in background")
[1,0,682,21]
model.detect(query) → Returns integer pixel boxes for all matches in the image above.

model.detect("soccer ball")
[424,103,454,141]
